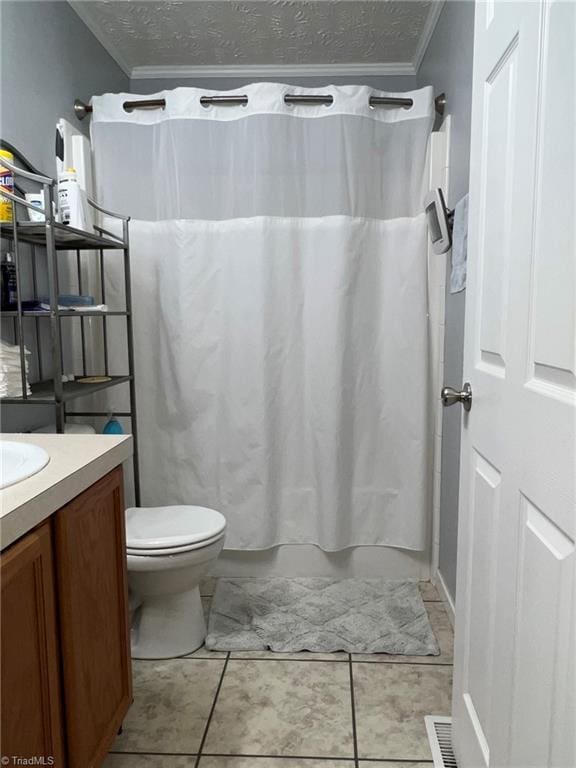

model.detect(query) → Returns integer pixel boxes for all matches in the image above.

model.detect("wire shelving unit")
[0,142,140,503]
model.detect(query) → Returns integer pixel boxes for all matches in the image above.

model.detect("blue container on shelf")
[103,414,124,435]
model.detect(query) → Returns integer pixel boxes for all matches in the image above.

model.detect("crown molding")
[412,0,445,72]
[130,62,417,81]
[68,0,132,77]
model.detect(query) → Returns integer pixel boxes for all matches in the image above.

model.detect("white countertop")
[0,434,133,551]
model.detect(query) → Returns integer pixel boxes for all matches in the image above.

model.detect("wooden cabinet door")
[1,521,65,766]
[55,466,132,768]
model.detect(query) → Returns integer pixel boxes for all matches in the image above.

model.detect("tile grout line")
[359,759,434,764]
[109,750,432,763]
[110,750,198,757]
[193,651,230,768]
[109,750,355,760]
[348,653,360,768]
[201,754,356,762]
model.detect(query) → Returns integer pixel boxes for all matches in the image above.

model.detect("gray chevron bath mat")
[206,578,439,655]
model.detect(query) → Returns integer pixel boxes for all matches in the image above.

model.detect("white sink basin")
[0,441,50,489]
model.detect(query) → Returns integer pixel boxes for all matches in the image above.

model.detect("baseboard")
[213,544,431,579]
[433,568,455,628]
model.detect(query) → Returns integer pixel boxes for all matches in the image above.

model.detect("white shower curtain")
[91,83,434,551]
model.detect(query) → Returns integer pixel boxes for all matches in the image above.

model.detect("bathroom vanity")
[0,434,133,768]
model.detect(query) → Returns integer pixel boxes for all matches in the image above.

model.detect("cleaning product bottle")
[103,412,124,435]
[1,252,18,309]
[58,167,86,229]
[0,149,15,223]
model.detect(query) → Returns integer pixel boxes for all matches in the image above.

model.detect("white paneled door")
[452,2,575,767]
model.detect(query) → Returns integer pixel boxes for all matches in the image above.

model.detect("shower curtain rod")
[74,92,446,120]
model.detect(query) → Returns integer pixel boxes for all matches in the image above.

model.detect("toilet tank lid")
[125,505,226,549]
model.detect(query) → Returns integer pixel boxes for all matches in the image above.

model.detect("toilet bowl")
[125,505,226,659]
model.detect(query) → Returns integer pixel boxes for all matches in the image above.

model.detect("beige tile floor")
[105,581,452,768]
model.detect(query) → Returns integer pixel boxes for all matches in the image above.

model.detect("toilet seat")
[126,505,226,551]
[126,530,225,557]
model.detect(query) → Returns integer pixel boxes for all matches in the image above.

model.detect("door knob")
[441,382,472,411]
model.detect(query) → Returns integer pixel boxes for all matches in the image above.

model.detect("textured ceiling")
[69,1,441,77]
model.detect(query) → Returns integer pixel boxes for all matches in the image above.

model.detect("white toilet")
[125,505,226,659]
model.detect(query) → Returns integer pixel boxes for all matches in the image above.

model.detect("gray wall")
[130,74,418,94]
[417,0,475,601]
[0,0,128,175]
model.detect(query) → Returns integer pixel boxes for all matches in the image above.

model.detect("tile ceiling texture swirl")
[68,1,444,78]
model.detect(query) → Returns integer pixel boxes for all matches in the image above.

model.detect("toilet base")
[130,586,206,659]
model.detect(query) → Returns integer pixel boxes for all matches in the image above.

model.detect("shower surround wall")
[91,83,437,578]
[417,0,475,604]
